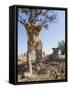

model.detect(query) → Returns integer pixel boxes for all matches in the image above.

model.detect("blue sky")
[18,10,65,55]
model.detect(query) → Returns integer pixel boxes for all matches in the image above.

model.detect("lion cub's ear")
[25,23,31,30]
[36,25,42,32]
[52,48,55,51]
[57,47,60,50]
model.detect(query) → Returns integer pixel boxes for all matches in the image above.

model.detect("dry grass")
[17,58,65,82]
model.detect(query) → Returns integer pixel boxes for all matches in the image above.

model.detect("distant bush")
[57,40,65,55]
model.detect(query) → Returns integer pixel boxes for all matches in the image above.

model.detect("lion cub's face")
[52,48,59,55]
[25,23,42,48]
[25,23,42,37]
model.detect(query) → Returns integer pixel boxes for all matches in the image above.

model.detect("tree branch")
[18,14,24,25]
[18,19,24,25]
[28,9,32,23]
[30,9,43,23]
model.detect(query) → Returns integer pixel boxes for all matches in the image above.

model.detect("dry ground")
[17,57,65,82]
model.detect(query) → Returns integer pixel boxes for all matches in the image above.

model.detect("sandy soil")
[17,59,65,82]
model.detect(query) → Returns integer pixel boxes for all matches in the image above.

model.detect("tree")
[18,8,57,76]
[58,40,65,55]
[18,8,57,28]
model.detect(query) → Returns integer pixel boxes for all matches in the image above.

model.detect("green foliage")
[58,40,65,55]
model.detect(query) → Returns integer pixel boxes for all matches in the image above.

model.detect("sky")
[18,10,65,56]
